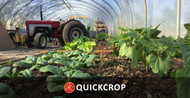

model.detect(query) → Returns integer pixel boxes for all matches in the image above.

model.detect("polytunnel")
[1,0,190,98]
[0,0,189,37]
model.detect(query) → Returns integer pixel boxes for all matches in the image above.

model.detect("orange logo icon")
[64,82,75,93]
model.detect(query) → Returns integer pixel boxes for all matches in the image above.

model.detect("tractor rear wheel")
[34,33,47,49]
[25,36,34,48]
[62,21,89,42]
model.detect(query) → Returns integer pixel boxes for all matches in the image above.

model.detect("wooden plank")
[56,50,113,54]
[0,49,113,66]
[0,52,48,66]
[94,50,113,53]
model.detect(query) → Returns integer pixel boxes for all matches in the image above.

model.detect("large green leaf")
[184,24,190,46]
[54,60,69,66]
[174,37,190,98]
[46,75,65,93]
[0,66,11,78]
[68,61,85,69]
[55,54,68,60]
[175,67,190,98]
[64,70,91,79]
[59,66,71,72]
[119,43,138,66]
[132,24,161,38]
[154,37,175,48]
[78,55,88,62]
[39,65,63,75]
[136,47,145,62]
[64,70,76,78]
[85,54,99,63]
[11,68,18,80]
[47,82,64,93]
[46,75,65,82]
[71,70,91,79]
[0,83,15,98]
[149,24,161,38]
[13,61,30,67]
[147,53,171,77]
[41,54,52,61]
[138,38,161,52]
[73,50,82,56]
[19,69,33,81]
[36,57,48,65]
[29,65,41,71]
[6,68,18,80]
[138,38,169,52]
[84,54,99,67]
[177,38,190,67]
[25,56,37,64]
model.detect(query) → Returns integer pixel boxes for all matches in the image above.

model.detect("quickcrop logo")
[64,82,126,93]
[64,82,75,93]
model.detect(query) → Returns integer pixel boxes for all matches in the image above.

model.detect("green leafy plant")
[12,61,30,67]
[52,50,98,68]
[4,50,96,94]
[110,25,161,66]
[6,68,18,80]
[59,66,70,72]
[29,65,41,71]
[25,56,37,65]
[96,32,109,41]
[46,75,66,92]
[7,60,13,66]
[5,68,33,81]
[184,24,190,46]
[41,54,52,61]
[109,25,178,77]
[45,69,91,93]
[39,65,63,75]
[119,43,138,66]
[64,69,91,80]
[36,57,48,65]
[64,36,96,51]
[0,65,11,78]
[19,69,33,82]
[0,83,15,98]
[140,37,176,76]
[171,38,190,98]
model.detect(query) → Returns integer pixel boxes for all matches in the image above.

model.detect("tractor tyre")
[34,33,47,49]
[25,36,34,48]
[62,21,89,42]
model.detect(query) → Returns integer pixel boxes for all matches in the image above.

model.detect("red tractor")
[25,20,89,49]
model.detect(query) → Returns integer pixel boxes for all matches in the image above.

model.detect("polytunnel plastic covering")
[0,0,190,37]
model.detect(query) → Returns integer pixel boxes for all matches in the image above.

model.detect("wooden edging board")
[0,50,113,66]
[0,53,46,66]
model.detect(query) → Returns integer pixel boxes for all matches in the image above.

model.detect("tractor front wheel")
[34,33,47,49]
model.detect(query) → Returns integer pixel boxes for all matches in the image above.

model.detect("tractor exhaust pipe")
[40,5,43,21]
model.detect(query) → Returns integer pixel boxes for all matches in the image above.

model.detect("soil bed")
[0,41,182,98]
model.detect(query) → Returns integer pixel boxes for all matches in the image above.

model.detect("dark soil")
[0,41,182,98]
[94,41,113,50]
